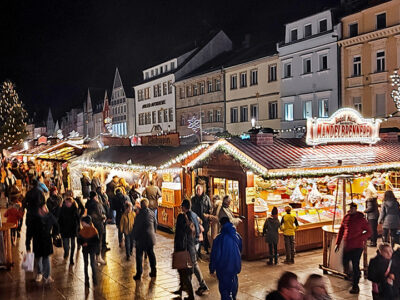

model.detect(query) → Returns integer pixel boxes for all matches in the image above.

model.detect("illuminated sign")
[37,136,48,145]
[306,108,381,146]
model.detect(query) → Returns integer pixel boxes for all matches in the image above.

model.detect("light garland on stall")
[266,162,400,178]
[159,143,209,169]
[187,139,268,176]
[73,160,158,172]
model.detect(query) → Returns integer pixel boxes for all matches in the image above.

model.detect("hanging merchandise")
[291,184,304,202]
[308,183,322,204]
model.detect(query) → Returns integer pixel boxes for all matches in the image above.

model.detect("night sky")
[0,0,340,123]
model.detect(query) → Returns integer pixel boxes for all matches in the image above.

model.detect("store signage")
[37,136,48,145]
[306,108,381,146]
[141,132,180,147]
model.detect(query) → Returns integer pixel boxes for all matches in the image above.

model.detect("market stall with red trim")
[186,108,400,260]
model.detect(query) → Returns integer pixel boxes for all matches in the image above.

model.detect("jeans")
[83,251,97,284]
[135,246,156,277]
[111,210,116,223]
[124,233,134,257]
[217,273,238,300]
[268,242,278,263]
[343,248,363,287]
[37,256,50,279]
[284,235,295,261]
[382,228,399,248]
[368,218,378,244]
[63,237,76,259]
[178,268,194,298]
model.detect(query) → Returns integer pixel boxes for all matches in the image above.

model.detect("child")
[280,205,299,264]
[263,206,280,265]
[77,215,99,287]
[119,202,135,260]
[4,202,24,245]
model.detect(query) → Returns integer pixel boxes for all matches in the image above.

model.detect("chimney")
[249,128,274,146]
[379,130,399,143]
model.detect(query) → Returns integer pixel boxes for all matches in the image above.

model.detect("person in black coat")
[114,188,130,247]
[80,173,91,199]
[58,196,80,264]
[368,243,397,299]
[106,176,119,224]
[47,186,63,220]
[29,203,59,284]
[132,198,157,280]
[364,189,379,247]
[173,211,195,299]
[96,185,111,251]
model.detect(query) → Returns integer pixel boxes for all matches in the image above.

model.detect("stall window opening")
[213,178,240,214]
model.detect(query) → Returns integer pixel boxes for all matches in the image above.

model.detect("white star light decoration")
[390,70,400,111]
[187,115,200,133]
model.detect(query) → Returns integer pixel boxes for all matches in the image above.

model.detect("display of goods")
[291,185,304,202]
[327,181,337,190]
[308,183,322,203]
[254,198,268,213]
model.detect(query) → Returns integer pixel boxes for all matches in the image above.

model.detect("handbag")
[53,234,62,248]
[172,250,193,270]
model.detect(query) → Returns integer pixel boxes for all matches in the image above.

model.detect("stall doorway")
[212,178,240,214]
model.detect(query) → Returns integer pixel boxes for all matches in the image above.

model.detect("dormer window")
[319,19,327,32]
[376,13,386,30]
[304,24,312,38]
[291,29,298,42]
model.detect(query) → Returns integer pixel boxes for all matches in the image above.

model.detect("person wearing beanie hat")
[263,207,280,265]
[77,215,99,287]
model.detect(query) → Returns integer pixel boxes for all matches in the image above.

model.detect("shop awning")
[36,141,84,161]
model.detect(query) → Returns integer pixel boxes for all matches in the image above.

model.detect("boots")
[96,255,106,265]
[274,255,278,265]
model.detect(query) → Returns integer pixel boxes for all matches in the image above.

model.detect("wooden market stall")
[184,109,400,260]
[69,143,208,230]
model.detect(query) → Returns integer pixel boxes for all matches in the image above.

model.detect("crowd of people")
[2,157,400,299]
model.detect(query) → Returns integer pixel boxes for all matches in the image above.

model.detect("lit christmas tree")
[0,81,28,149]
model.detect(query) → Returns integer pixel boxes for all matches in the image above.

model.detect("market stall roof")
[36,141,84,161]
[187,138,400,178]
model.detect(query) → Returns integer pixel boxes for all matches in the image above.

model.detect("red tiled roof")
[229,137,400,170]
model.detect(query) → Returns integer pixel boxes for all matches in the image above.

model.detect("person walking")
[191,184,212,255]
[85,191,106,265]
[80,172,91,200]
[118,177,130,195]
[114,187,129,247]
[120,202,136,261]
[181,199,209,296]
[263,206,280,265]
[210,217,242,300]
[335,202,371,294]
[47,186,63,220]
[91,172,101,192]
[368,243,397,299]
[96,185,111,251]
[173,207,196,300]
[30,203,59,284]
[77,215,99,287]
[58,196,80,264]
[142,180,161,220]
[281,205,299,264]
[4,202,24,245]
[303,274,332,300]
[106,175,119,224]
[265,271,304,300]
[219,195,242,227]
[364,189,379,247]
[132,199,157,280]
[379,190,400,248]
[209,195,222,248]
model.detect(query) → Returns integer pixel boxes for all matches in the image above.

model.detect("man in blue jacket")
[210,217,242,300]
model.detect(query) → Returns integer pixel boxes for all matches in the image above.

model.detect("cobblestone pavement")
[0,209,374,299]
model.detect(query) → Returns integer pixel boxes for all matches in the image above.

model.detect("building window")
[207,80,213,93]
[319,19,327,32]
[186,86,191,97]
[269,101,278,119]
[155,69,159,76]
[353,97,362,112]
[208,111,213,123]
[230,74,237,89]
[349,23,358,37]
[268,64,277,82]
[153,85,158,97]
[215,78,221,91]
[158,110,163,123]
[180,115,186,126]
[138,89,143,101]
[353,56,361,76]
[284,63,292,78]
[376,51,385,72]
[304,24,312,38]
[170,61,175,70]
[152,111,156,124]
[376,13,386,30]
[124,105,126,113]
[291,29,298,42]
[319,54,328,70]
[179,88,185,99]
[303,57,312,74]
[200,82,205,94]
[200,111,205,123]
[144,88,150,99]
[216,110,221,122]
[145,72,149,79]
[303,101,312,119]
[163,82,167,95]
[376,94,386,117]
[168,81,172,94]
[284,103,294,121]
[139,113,144,125]
[169,108,173,122]
[250,104,259,120]
[250,69,258,85]
[318,99,329,118]
[240,106,248,122]
[145,112,151,125]
[231,107,238,123]
[240,72,247,88]
[193,85,198,96]
[151,70,154,77]
[163,109,168,122]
